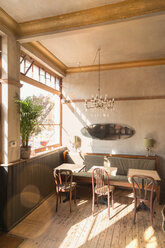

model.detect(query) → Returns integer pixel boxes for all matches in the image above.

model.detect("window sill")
[1,146,67,167]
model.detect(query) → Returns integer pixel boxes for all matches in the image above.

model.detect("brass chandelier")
[85,48,114,110]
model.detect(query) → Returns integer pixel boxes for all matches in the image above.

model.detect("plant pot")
[20,146,31,159]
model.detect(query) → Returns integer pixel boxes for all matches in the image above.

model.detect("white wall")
[62,65,165,198]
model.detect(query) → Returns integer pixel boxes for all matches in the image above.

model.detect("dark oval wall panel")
[81,123,135,140]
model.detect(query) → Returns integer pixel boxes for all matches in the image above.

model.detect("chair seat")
[59,182,77,192]
[136,190,156,202]
[95,185,115,195]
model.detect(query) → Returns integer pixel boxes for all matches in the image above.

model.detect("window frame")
[20,51,62,154]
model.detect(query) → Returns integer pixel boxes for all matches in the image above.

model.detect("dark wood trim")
[24,60,34,76]
[114,96,165,101]
[62,95,165,104]
[85,152,157,159]
[20,54,26,64]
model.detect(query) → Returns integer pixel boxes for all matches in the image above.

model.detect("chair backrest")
[54,169,73,190]
[131,175,155,201]
[92,168,109,194]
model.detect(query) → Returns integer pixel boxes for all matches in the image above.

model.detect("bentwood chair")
[131,175,156,225]
[92,168,115,219]
[53,169,77,212]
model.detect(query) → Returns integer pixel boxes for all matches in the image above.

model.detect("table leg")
[63,192,80,203]
[136,178,150,212]
[100,196,108,205]
[136,201,150,212]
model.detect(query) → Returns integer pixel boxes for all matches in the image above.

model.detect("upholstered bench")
[63,151,160,202]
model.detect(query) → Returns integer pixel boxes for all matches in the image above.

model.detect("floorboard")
[9,186,165,248]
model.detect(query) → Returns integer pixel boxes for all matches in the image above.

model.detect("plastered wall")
[62,65,165,198]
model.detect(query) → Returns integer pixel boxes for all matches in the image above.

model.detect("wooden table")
[88,165,118,176]
[128,169,161,181]
[55,163,86,173]
[128,168,161,209]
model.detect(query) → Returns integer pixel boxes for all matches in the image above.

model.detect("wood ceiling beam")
[1,1,165,75]
[0,8,18,35]
[66,58,165,73]
[17,0,165,40]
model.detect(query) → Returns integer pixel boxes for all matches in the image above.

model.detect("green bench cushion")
[73,172,128,182]
[107,157,156,175]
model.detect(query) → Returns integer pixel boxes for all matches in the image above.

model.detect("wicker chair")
[92,167,115,219]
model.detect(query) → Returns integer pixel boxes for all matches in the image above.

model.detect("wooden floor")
[10,186,165,248]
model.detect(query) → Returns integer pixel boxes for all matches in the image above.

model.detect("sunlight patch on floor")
[144,226,158,248]
[58,202,135,248]
[59,212,94,248]
[77,200,88,206]
[126,239,138,248]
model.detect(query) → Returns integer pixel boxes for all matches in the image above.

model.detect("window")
[33,65,39,81]
[20,53,61,91]
[20,52,62,154]
[20,82,61,153]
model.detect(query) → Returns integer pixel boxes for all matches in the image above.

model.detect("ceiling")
[40,14,165,67]
[0,0,165,69]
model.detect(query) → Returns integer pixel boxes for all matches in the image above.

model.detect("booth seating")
[63,151,160,202]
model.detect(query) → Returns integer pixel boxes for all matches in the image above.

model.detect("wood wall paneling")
[0,148,66,231]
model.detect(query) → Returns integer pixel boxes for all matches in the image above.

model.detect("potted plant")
[16,95,53,159]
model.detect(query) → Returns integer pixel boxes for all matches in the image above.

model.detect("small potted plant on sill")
[16,95,54,159]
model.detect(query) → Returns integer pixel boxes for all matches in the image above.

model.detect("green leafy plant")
[15,95,54,147]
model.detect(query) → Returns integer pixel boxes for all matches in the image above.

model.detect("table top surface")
[88,166,118,176]
[54,163,85,173]
[127,168,161,181]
